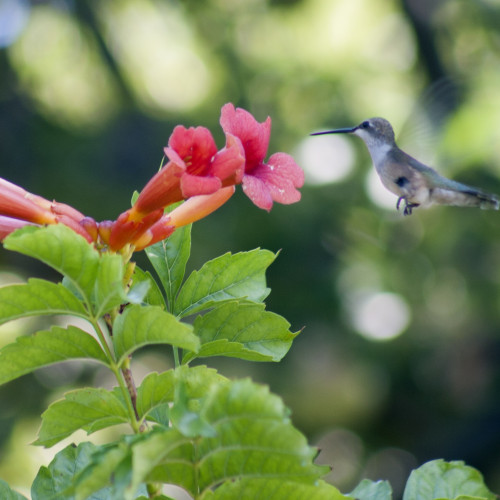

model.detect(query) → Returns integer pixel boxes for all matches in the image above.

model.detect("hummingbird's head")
[311,117,396,148]
[352,118,395,147]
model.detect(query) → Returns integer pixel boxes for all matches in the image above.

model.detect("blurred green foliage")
[1,0,500,496]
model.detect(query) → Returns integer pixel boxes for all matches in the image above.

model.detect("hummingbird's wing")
[397,78,461,165]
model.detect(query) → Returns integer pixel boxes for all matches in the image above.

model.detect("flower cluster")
[0,104,304,252]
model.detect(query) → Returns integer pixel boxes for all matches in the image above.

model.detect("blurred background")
[1,0,500,497]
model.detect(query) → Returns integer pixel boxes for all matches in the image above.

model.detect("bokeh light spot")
[298,134,355,186]
[351,291,411,341]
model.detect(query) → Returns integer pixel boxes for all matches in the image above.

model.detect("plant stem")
[91,317,141,433]
[173,346,180,368]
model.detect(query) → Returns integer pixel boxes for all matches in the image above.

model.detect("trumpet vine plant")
[0,104,496,499]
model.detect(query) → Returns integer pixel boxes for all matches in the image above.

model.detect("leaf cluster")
[0,225,496,499]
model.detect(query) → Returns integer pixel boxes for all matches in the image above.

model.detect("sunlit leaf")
[135,379,329,496]
[0,325,109,385]
[135,365,226,421]
[4,225,100,302]
[31,441,147,500]
[73,439,148,500]
[130,267,165,307]
[174,249,275,318]
[0,479,27,500]
[145,224,191,312]
[402,460,496,500]
[92,253,127,316]
[348,479,392,500]
[35,388,129,447]
[201,478,348,499]
[0,278,87,325]
[183,301,299,363]
[113,305,199,366]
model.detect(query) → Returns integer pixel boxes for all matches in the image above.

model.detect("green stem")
[173,346,180,368]
[90,317,141,433]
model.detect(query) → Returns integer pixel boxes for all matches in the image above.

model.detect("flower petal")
[168,125,218,176]
[241,174,273,212]
[169,186,235,228]
[267,152,305,188]
[211,133,245,186]
[220,103,271,172]
[180,173,222,198]
[0,216,34,240]
[133,161,185,216]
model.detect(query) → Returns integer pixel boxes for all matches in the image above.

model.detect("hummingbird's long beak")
[310,126,357,136]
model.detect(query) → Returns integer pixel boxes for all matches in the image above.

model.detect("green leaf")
[35,388,129,447]
[113,305,199,367]
[183,301,299,363]
[130,267,165,307]
[135,365,226,421]
[0,278,87,325]
[145,224,192,312]
[0,479,28,500]
[174,249,276,318]
[92,253,127,316]
[201,479,348,499]
[31,441,148,500]
[0,325,109,385]
[32,442,96,500]
[402,459,496,500]
[73,440,147,500]
[129,429,194,497]
[169,378,216,438]
[4,225,100,303]
[348,479,393,500]
[139,379,329,496]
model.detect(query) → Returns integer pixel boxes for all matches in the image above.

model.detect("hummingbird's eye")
[361,121,370,129]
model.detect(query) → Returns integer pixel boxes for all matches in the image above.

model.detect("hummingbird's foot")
[396,196,419,216]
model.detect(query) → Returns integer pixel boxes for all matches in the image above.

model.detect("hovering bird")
[311,117,499,215]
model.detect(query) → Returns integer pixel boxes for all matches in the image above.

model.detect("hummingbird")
[311,117,499,215]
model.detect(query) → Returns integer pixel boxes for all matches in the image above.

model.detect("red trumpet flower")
[220,103,304,212]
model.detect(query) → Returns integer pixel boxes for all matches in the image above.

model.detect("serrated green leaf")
[170,378,216,438]
[92,253,127,316]
[136,365,227,421]
[0,325,109,385]
[73,442,140,500]
[201,478,348,500]
[348,479,393,500]
[35,388,129,447]
[0,479,28,500]
[130,267,165,307]
[0,278,88,325]
[138,379,328,496]
[4,225,100,303]
[31,442,96,500]
[113,305,199,366]
[174,249,276,318]
[183,301,299,363]
[145,224,191,312]
[130,429,195,496]
[31,441,148,500]
[402,459,495,500]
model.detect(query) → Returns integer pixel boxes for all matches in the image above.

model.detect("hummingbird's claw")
[396,196,419,216]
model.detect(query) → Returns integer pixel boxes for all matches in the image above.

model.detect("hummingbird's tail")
[432,183,499,210]
[469,190,500,210]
